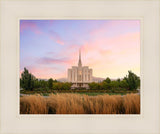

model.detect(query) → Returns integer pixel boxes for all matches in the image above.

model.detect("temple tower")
[67,49,93,89]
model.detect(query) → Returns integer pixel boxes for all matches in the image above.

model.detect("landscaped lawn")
[20,90,138,97]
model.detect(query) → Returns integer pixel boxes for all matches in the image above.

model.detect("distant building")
[67,49,93,89]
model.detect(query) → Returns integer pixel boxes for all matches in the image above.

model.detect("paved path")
[20,94,49,98]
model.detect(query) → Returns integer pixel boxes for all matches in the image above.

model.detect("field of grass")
[20,93,140,114]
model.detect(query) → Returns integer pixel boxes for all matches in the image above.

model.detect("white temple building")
[67,50,93,89]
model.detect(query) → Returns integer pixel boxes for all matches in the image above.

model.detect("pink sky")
[20,20,140,79]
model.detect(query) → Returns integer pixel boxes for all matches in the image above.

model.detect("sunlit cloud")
[20,65,66,79]
[36,57,73,65]
[20,20,42,34]
[49,30,64,45]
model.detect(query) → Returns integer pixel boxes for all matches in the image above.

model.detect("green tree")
[52,82,63,90]
[53,79,58,83]
[48,78,54,89]
[29,74,35,90]
[104,77,111,83]
[119,79,129,89]
[88,82,100,90]
[39,80,48,88]
[61,82,72,90]
[124,71,140,90]
[20,68,35,90]
[117,78,121,82]
[101,81,111,90]
[110,81,120,89]
[34,79,40,89]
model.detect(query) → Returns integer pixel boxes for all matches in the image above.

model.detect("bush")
[88,82,100,90]
[101,82,111,90]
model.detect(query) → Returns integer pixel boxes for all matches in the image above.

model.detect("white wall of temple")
[67,66,93,83]
[75,68,77,82]
[83,71,85,82]
[82,66,87,82]
[71,69,73,82]
[87,69,89,82]
[68,69,71,82]
[89,69,93,82]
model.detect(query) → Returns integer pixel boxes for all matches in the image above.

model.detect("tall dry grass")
[20,94,48,114]
[20,93,140,114]
[123,94,140,114]
[47,94,85,114]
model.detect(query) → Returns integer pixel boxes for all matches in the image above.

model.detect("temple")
[67,49,93,89]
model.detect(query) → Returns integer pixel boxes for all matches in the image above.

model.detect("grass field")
[20,93,140,114]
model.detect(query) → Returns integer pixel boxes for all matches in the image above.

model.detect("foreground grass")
[20,93,140,114]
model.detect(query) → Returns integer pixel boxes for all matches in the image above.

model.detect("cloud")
[49,30,64,45]
[20,21,42,34]
[81,32,140,53]
[20,65,67,79]
[89,20,140,38]
[73,32,140,78]
[59,44,80,56]
[36,57,73,65]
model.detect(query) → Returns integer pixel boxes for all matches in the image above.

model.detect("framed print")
[0,0,160,134]
[19,19,140,115]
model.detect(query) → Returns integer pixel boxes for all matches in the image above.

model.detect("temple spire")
[78,49,82,67]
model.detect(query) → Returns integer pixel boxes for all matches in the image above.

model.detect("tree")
[20,68,35,90]
[101,81,111,90]
[61,82,72,90]
[124,71,140,90]
[52,82,63,90]
[39,80,48,88]
[119,79,129,89]
[88,82,100,90]
[48,78,54,89]
[104,77,111,83]
[110,81,120,89]
[34,79,40,88]
[53,79,58,83]
[117,78,121,82]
